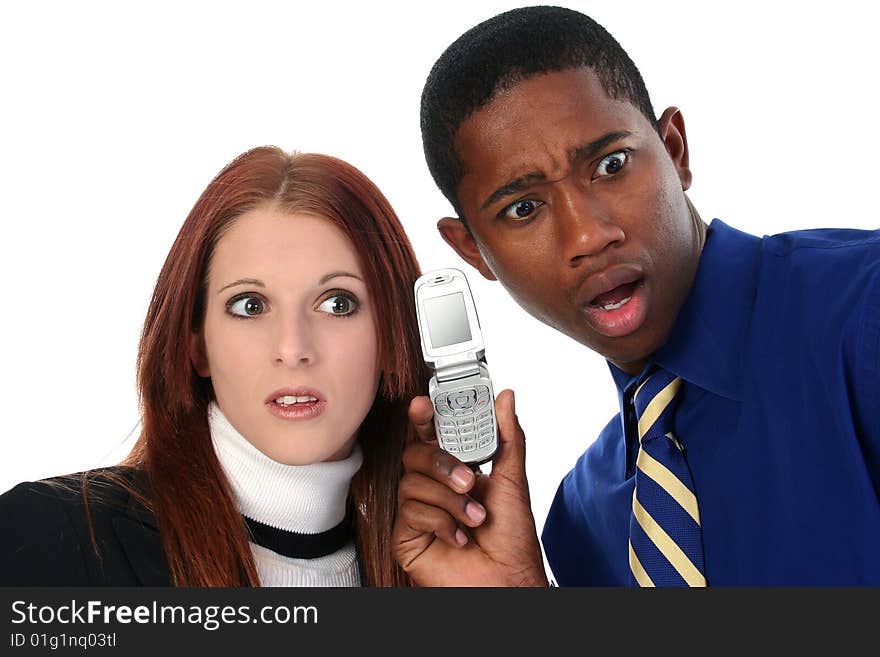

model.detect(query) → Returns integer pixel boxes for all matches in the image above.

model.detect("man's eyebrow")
[217,278,265,294]
[568,131,632,164]
[319,271,363,285]
[481,172,547,211]
[480,130,634,212]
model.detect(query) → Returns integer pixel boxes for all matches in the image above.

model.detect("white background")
[2,1,878,565]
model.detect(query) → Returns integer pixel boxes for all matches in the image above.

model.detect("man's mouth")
[589,281,639,311]
[581,276,648,338]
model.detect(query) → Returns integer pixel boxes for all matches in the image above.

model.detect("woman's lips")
[266,398,327,421]
[581,279,648,338]
[265,388,326,421]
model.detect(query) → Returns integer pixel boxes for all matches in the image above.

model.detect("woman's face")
[194,203,381,465]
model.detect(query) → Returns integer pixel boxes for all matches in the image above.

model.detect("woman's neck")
[208,401,363,534]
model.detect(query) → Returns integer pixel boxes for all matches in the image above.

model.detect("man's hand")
[393,389,548,587]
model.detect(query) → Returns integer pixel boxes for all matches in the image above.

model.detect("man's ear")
[657,106,692,191]
[190,332,210,378]
[436,217,497,281]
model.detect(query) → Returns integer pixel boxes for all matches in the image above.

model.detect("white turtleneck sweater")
[208,402,363,587]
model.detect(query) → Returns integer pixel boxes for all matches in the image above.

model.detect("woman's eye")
[595,150,629,177]
[227,296,266,317]
[500,198,544,221]
[318,294,358,316]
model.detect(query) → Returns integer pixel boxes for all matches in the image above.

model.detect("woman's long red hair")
[125,147,424,586]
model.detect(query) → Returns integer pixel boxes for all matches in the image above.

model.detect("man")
[392,5,880,586]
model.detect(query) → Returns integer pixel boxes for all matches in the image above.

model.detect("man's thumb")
[492,389,527,481]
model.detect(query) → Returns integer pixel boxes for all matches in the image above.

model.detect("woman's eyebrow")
[217,278,265,294]
[319,271,364,284]
[217,272,363,295]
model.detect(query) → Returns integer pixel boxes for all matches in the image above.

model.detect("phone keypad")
[433,385,495,454]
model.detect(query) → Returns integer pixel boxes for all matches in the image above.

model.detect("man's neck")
[608,196,706,377]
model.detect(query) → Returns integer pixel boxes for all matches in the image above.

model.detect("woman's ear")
[190,332,210,378]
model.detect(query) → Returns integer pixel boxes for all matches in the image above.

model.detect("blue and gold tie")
[628,367,707,587]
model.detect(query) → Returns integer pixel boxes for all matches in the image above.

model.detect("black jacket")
[0,467,172,586]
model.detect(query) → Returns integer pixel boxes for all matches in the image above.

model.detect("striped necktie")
[628,367,707,587]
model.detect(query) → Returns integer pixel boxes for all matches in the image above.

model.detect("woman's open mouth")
[265,389,326,421]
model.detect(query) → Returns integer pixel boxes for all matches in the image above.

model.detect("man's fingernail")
[455,529,468,546]
[450,466,474,488]
[465,501,486,523]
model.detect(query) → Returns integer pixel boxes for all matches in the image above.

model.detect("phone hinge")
[434,358,482,382]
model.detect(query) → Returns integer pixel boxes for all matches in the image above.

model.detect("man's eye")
[500,198,544,221]
[595,150,629,177]
[228,296,266,317]
[318,294,358,316]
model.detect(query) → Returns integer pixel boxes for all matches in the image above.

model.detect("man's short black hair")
[421,5,657,221]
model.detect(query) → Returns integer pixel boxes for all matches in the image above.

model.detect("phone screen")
[425,292,472,348]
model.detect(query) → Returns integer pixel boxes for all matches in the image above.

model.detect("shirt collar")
[609,218,762,403]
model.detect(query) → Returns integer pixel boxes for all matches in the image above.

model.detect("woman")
[0,147,425,586]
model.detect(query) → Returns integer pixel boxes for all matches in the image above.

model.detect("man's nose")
[556,184,625,267]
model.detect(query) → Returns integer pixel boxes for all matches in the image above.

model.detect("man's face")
[440,67,703,374]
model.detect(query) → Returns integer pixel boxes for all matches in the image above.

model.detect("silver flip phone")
[414,268,497,465]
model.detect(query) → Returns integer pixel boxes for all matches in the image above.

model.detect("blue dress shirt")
[542,219,880,585]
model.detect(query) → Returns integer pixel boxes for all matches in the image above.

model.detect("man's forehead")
[454,67,641,144]
[453,68,649,200]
